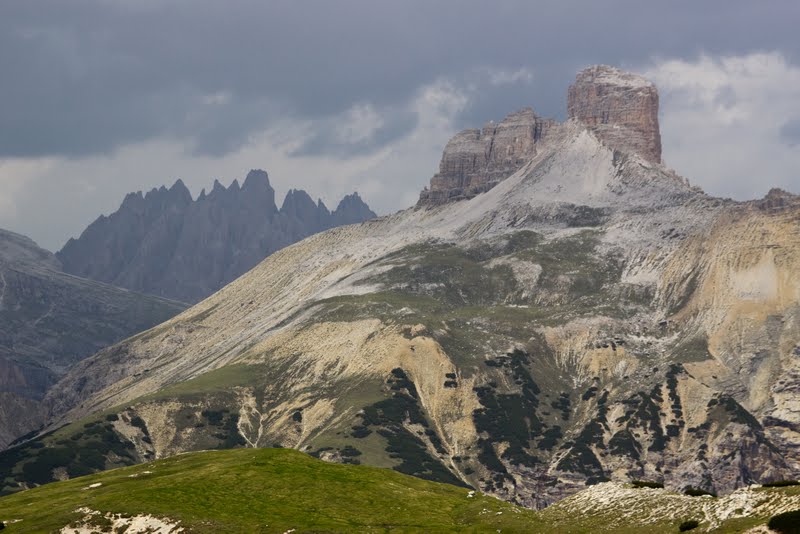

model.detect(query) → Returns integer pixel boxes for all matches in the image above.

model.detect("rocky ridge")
[57,170,376,302]
[2,66,798,514]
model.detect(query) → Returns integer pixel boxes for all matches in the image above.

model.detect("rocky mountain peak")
[242,169,272,191]
[210,178,226,196]
[418,65,664,207]
[567,64,662,164]
[332,192,378,225]
[757,187,800,211]
[281,188,318,218]
[418,107,556,205]
[0,228,59,269]
[168,179,193,204]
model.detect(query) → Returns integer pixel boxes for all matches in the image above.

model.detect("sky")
[1,1,799,251]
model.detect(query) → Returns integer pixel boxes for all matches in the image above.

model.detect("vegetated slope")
[0,448,540,533]
[57,170,376,303]
[1,448,798,533]
[0,229,186,450]
[2,66,799,515]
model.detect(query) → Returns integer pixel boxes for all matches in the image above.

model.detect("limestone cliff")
[419,64,662,206]
[418,108,556,205]
[567,65,662,164]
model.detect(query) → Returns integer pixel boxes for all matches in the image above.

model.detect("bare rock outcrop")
[419,65,663,207]
[418,108,556,205]
[567,64,662,164]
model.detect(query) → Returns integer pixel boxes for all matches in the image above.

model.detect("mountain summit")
[57,171,376,302]
[568,65,661,164]
[3,66,799,512]
[419,65,662,206]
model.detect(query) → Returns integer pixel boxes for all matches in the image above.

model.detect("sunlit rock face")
[567,64,662,164]
[418,108,557,205]
[419,64,662,208]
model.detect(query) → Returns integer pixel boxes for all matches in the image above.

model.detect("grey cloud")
[713,85,738,109]
[289,109,418,158]
[779,118,800,146]
[1,0,799,158]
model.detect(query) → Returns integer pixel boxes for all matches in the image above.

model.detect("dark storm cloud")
[1,0,798,159]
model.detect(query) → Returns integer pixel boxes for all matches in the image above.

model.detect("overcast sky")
[1,1,799,251]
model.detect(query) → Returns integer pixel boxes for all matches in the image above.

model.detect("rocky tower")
[419,66,663,206]
[567,65,662,164]
[418,108,556,205]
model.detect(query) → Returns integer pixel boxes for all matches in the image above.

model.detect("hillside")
[1,448,798,533]
[0,229,186,449]
[0,448,539,533]
[57,170,376,302]
[1,65,798,513]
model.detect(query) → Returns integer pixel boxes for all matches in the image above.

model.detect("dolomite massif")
[2,65,799,519]
[57,170,376,303]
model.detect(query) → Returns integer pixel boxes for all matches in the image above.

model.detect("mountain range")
[57,171,376,303]
[1,65,799,531]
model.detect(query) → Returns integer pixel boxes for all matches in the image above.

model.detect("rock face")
[0,229,185,449]
[57,170,376,303]
[567,65,662,164]
[418,108,556,205]
[419,65,662,206]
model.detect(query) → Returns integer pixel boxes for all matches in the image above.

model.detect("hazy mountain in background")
[57,170,376,303]
[0,228,185,449]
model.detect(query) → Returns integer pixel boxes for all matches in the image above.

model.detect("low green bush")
[768,509,800,533]
[631,480,664,489]
[678,519,699,531]
[683,486,716,497]
[762,480,800,488]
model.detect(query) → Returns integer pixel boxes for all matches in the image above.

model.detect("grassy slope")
[1,448,797,533]
[0,448,542,533]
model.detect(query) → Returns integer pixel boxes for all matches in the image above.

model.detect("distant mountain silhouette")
[57,170,376,302]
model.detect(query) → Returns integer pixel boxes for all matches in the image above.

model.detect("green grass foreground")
[0,448,541,533]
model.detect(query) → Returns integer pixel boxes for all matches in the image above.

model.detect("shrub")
[762,480,800,488]
[683,486,716,497]
[679,519,699,531]
[129,416,148,431]
[631,480,664,489]
[768,509,800,533]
